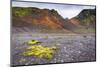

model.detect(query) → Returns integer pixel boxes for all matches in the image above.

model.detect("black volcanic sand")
[11,33,96,66]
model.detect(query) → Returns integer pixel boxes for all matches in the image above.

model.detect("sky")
[12,1,95,19]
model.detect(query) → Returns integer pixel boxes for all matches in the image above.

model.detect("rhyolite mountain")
[12,7,96,33]
[12,7,76,33]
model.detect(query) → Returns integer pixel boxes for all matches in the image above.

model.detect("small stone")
[31,58,35,61]
[61,60,64,62]
[79,43,83,45]
[64,47,66,50]
[56,43,61,46]
[58,54,61,57]
[65,55,69,57]
[25,63,29,65]
[54,58,57,61]
[19,58,26,63]
[78,51,81,54]
[14,51,19,54]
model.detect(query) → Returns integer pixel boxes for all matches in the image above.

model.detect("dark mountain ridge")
[75,9,96,28]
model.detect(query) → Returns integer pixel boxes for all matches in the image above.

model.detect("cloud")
[12,1,95,19]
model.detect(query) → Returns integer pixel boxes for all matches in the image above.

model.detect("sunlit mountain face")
[12,1,95,19]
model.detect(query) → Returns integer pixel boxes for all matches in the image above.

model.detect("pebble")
[78,51,81,54]
[19,58,26,63]
[79,43,83,46]
[65,55,69,57]
[56,43,61,46]
[31,58,35,61]
[60,60,64,63]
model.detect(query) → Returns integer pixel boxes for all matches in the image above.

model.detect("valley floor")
[11,33,96,66]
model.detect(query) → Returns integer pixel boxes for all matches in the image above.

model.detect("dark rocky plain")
[11,33,96,66]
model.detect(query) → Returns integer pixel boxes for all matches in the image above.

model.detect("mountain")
[12,7,96,33]
[69,18,81,26]
[12,7,72,33]
[75,9,96,28]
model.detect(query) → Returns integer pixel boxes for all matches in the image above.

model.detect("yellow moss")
[23,45,57,60]
[27,40,41,45]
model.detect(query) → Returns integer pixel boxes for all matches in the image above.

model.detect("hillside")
[12,7,96,33]
[12,7,72,33]
[75,9,96,28]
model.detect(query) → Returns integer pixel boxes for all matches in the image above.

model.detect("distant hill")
[75,9,96,28]
[68,9,96,33]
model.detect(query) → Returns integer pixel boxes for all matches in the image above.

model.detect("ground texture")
[11,33,96,66]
